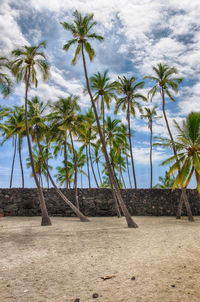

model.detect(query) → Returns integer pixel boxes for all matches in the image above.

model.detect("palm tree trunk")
[102,95,105,139]
[149,121,153,188]
[96,160,103,186]
[18,136,24,188]
[126,155,132,188]
[36,129,90,222]
[10,136,17,188]
[161,87,194,221]
[89,142,99,188]
[81,43,138,228]
[64,133,70,188]
[86,145,91,188]
[46,146,50,189]
[25,68,51,226]
[127,103,137,188]
[69,130,79,209]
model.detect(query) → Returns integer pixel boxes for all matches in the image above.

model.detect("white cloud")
[0,1,28,53]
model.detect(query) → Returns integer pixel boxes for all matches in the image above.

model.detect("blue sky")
[0,0,200,188]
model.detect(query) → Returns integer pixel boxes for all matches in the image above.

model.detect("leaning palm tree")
[61,10,138,227]
[28,96,90,222]
[145,63,193,220]
[89,70,116,137]
[114,76,146,188]
[157,112,200,220]
[11,42,52,226]
[0,56,12,97]
[141,106,161,188]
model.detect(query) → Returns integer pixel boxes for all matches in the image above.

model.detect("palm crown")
[159,112,200,192]
[61,10,104,64]
[11,41,49,87]
[0,56,12,97]
[145,63,183,102]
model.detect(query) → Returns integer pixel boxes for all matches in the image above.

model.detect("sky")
[0,0,200,188]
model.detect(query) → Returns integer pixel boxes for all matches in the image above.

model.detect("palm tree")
[89,70,116,137]
[154,171,175,188]
[11,42,52,226]
[145,63,193,220]
[156,112,200,221]
[114,76,146,188]
[49,96,80,189]
[0,105,25,188]
[61,10,138,227]
[0,56,12,97]
[78,109,99,188]
[141,106,161,188]
[29,96,90,222]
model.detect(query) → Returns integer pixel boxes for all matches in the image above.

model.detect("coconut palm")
[78,109,99,188]
[0,105,25,188]
[141,106,161,188]
[156,112,200,220]
[61,10,138,227]
[11,42,51,225]
[154,171,175,189]
[89,70,116,137]
[49,96,80,188]
[114,76,146,188]
[29,96,90,221]
[145,63,193,220]
[0,56,12,97]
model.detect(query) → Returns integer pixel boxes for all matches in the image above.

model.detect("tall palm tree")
[145,63,193,220]
[0,105,25,188]
[89,70,116,137]
[158,112,200,220]
[61,10,138,227]
[49,96,80,188]
[11,42,52,226]
[141,106,161,188]
[78,109,99,188]
[0,56,12,97]
[114,76,146,188]
[29,96,90,222]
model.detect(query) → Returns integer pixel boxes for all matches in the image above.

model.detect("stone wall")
[0,188,200,217]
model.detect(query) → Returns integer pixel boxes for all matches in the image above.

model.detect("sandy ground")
[0,216,200,302]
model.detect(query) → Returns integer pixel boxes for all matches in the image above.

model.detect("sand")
[0,216,200,302]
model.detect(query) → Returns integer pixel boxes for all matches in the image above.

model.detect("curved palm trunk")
[161,88,194,221]
[127,104,137,188]
[10,136,17,188]
[149,121,153,188]
[89,142,99,188]
[69,130,79,209]
[25,68,51,226]
[126,155,132,188]
[86,145,91,188]
[18,136,24,188]
[36,130,90,222]
[81,43,137,228]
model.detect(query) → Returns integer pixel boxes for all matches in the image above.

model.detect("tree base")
[41,216,52,226]
[127,221,138,228]
[188,216,195,222]
[80,216,90,222]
